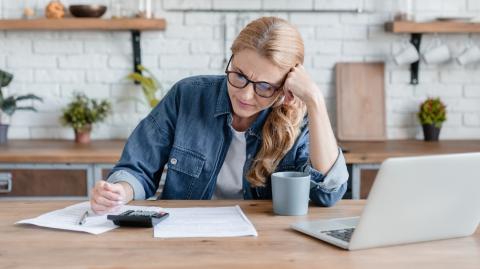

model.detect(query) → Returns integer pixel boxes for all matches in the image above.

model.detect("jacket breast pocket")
[167,146,205,178]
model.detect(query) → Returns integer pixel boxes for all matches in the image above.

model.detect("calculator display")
[123,210,161,217]
[107,210,169,227]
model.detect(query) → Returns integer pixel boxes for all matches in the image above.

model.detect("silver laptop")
[291,153,480,250]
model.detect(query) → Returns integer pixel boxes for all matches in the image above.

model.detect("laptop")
[291,153,480,250]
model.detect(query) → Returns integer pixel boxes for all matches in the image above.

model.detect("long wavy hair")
[231,17,307,187]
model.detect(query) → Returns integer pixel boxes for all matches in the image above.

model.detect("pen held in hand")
[78,210,89,225]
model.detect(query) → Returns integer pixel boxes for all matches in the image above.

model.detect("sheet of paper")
[16,202,162,235]
[154,205,258,238]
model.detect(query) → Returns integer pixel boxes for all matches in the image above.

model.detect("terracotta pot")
[74,125,92,144]
[422,124,441,141]
[0,124,9,144]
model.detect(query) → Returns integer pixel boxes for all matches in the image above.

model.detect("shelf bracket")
[410,33,422,85]
[131,30,142,81]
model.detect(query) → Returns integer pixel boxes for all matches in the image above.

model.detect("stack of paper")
[154,205,258,238]
[16,202,161,235]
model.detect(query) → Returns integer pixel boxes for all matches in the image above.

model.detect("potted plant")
[0,69,43,144]
[60,93,112,144]
[127,65,163,108]
[417,97,446,141]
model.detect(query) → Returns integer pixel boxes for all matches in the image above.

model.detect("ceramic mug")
[271,171,311,216]
[394,41,420,65]
[422,38,451,65]
[457,44,480,65]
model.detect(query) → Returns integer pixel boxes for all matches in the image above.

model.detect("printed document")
[16,201,162,235]
[154,205,258,238]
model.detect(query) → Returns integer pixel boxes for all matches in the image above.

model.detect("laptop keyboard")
[322,228,355,242]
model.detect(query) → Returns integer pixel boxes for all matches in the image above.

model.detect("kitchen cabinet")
[0,140,121,200]
[0,140,170,200]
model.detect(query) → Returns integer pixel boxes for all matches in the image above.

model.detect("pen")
[78,210,88,225]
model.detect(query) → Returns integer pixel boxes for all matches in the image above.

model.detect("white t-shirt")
[212,128,246,199]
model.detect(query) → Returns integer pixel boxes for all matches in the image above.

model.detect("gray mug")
[271,171,311,216]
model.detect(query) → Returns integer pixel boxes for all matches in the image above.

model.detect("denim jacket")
[108,75,349,207]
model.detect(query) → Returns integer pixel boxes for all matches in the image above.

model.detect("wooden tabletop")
[1,200,479,269]
[1,139,480,164]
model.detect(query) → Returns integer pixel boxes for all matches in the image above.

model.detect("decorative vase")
[422,124,441,141]
[0,124,9,144]
[74,125,92,144]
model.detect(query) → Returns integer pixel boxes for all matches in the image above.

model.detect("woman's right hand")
[90,181,128,214]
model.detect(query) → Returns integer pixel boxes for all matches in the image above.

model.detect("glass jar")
[22,0,38,19]
[111,0,137,18]
[136,0,153,18]
[394,0,415,21]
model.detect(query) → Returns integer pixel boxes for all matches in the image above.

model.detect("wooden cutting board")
[335,62,386,141]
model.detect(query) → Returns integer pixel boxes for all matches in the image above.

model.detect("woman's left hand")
[282,64,323,107]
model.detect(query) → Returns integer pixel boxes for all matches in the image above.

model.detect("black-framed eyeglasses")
[224,55,285,98]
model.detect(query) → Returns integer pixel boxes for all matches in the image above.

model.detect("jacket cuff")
[304,147,349,193]
[107,170,146,200]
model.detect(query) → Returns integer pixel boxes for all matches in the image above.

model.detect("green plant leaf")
[0,70,42,122]
[0,69,14,87]
[60,92,112,131]
[16,106,38,112]
[417,97,447,126]
[1,96,17,116]
[15,94,43,102]
[127,65,162,109]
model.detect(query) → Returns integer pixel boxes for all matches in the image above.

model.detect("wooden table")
[340,140,480,199]
[1,200,479,269]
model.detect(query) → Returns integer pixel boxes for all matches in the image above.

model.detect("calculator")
[107,210,169,227]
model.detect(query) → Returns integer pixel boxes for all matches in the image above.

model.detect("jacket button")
[170,158,177,165]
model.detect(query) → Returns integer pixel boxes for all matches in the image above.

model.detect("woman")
[91,17,348,214]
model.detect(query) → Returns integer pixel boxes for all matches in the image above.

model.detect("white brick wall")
[0,0,479,140]
[34,40,83,54]
[264,0,313,10]
[469,0,480,11]
[212,0,261,10]
[314,0,361,10]
[163,0,213,10]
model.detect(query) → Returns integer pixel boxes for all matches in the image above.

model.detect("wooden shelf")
[385,20,480,33]
[0,18,166,31]
[385,20,480,84]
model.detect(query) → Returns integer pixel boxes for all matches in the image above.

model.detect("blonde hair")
[231,17,307,187]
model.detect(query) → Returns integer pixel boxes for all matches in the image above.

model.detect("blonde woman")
[91,17,349,214]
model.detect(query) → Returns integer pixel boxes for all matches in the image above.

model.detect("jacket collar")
[214,76,231,117]
[214,76,271,140]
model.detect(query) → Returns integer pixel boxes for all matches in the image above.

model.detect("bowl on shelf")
[69,5,107,18]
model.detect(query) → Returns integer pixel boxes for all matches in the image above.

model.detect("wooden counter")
[0,140,125,199]
[0,139,124,163]
[2,139,480,164]
[1,200,479,269]
[2,139,479,199]
[340,139,480,164]
[340,140,480,199]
